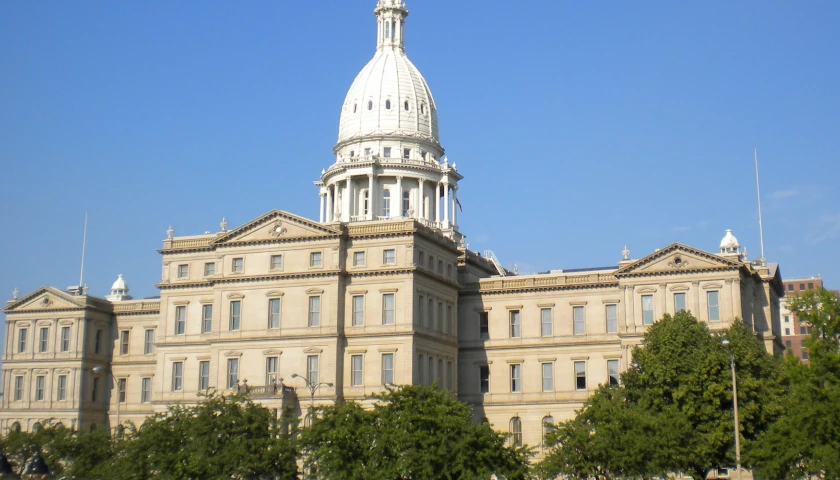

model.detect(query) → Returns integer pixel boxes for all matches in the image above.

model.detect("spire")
[375,0,409,51]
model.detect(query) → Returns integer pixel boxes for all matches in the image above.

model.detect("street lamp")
[290,373,333,420]
[92,366,120,435]
[721,339,742,480]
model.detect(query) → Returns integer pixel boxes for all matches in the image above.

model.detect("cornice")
[462,280,619,297]
[157,270,342,290]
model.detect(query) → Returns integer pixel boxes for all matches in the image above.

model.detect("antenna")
[754,148,766,264]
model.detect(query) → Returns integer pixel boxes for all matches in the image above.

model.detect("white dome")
[111,274,128,292]
[719,229,741,251]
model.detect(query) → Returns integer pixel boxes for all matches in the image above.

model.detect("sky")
[1,1,839,350]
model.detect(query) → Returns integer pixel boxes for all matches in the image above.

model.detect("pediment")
[212,210,340,245]
[4,287,85,313]
[615,243,740,277]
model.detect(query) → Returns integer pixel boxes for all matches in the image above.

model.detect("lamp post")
[721,339,742,480]
[92,366,119,435]
[290,373,333,418]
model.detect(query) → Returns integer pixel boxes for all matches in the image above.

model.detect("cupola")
[106,274,132,302]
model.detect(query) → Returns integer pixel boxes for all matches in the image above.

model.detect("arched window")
[116,424,125,438]
[32,422,42,432]
[509,417,522,448]
[55,422,65,429]
[385,99,391,110]
[362,189,370,216]
[404,100,409,111]
[89,423,97,433]
[542,416,554,446]
[303,413,313,428]
[385,21,391,39]
[383,190,391,217]
[368,101,373,111]
[402,191,410,217]
[11,422,21,433]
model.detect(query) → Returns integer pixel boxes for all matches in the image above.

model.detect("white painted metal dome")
[719,229,741,252]
[110,274,128,292]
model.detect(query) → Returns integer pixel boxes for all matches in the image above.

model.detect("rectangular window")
[270,255,283,270]
[427,255,434,270]
[403,148,411,159]
[808,282,814,290]
[351,355,363,386]
[510,364,521,393]
[446,361,453,390]
[707,291,720,321]
[118,378,127,403]
[418,295,425,327]
[801,339,806,348]
[39,327,49,353]
[266,357,279,386]
[606,304,618,333]
[418,354,425,384]
[438,260,444,275]
[175,305,186,335]
[799,326,806,335]
[446,305,453,335]
[427,298,434,328]
[199,305,212,334]
[14,376,23,401]
[57,375,67,401]
[480,365,490,393]
[607,359,620,385]
[428,356,434,385]
[800,283,805,290]
[352,295,365,326]
[18,328,27,353]
[642,295,654,325]
[353,251,365,266]
[784,315,791,323]
[307,355,319,384]
[785,328,791,335]
[479,312,489,340]
[788,284,794,292]
[802,350,810,360]
[230,301,241,331]
[573,306,585,335]
[437,302,443,331]
[232,258,244,273]
[383,293,395,325]
[227,358,239,389]
[575,361,586,390]
[509,310,521,338]
[674,293,686,312]
[383,249,396,264]
[199,361,210,391]
[92,377,100,402]
[172,362,183,391]
[144,329,155,354]
[268,298,281,329]
[785,340,792,349]
[35,375,45,401]
[177,264,189,278]
[541,363,553,392]
[94,329,102,354]
[310,252,322,267]
[309,296,321,327]
[438,359,443,384]
[204,262,215,276]
[541,308,552,336]
[61,326,70,352]
[141,377,152,403]
[120,330,130,355]
[383,146,391,157]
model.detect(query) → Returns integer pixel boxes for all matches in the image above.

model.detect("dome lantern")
[106,274,133,302]
[719,229,741,255]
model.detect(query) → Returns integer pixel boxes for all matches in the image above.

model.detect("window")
[120,330,130,355]
[362,189,370,216]
[808,282,814,290]
[479,312,489,340]
[383,147,391,157]
[573,306,585,335]
[420,103,425,114]
[446,361,453,390]
[808,326,814,334]
[509,417,522,448]
[427,357,434,385]
[418,295,425,327]
[92,377,100,402]
[232,258,244,273]
[383,190,391,217]
[404,100,409,111]
[309,296,321,327]
[800,283,805,290]
[427,255,434,270]
[383,249,396,264]
[57,375,67,401]
[606,304,618,333]
[403,148,410,159]
[542,363,554,391]
[204,262,215,276]
[230,301,241,331]
[801,339,806,348]
[574,361,586,390]
[14,376,23,401]
[642,295,654,325]
[310,252,322,267]
[784,315,791,323]
[199,361,210,391]
[353,251,365,266]
[307,355,319,384]
[674,293,686,312]
[172,362,183,391]
[202,305,213,333]
[540,308,552,336]
[18,328,27,353]
[266,357,279,386]
[94,329,102,354]
[542,416,555,446]
[177,264,189,278]
[268,298,281,329]
[608,359,620,386]
[37,327,49,353]
[351,355,363,386]
[785,340,792,349]
[353,104,357,114]
[438,302,444,331]
[447,264,452,278]
[61,326,70,352]
[480,365,490,393]
[364,147,371,157]
[175,305,186,335]
[800,326,806,335]
[352,295,365,326]
[402,191,410,216]
[418,354,425,384]
[447,305,454,335]
[802,350,810,360]
[270,255,283,270]
[509,310,521,338]
[118,378,127,403]
[139,329,152,356]
[707,291,720,321]
[510,364,521,392]
[386,99,391,109]
[383,293,395,325]
[141,378,152,403]
[35,375,45,401]
[427,298,434,327]
[438,260,443,275]
[367,100,373,110]
[227,358,239,389]
[785,328,791,335]
[788,284,794,292]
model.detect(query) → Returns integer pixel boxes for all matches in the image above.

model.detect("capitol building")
[1,0,784,452]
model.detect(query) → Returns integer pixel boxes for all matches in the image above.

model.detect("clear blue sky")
[2,1,839,349]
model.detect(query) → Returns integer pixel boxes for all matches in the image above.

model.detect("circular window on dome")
[368,101,373,110]
[386,100,391,110]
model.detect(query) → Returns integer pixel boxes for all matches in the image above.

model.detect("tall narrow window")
[307,355,319,384]
[266,357,279,386]
[18,328,27,353]
[94,329,102,354]
[352,295,365,326]
[268,298,281,329]
[606,304,618,333]
[230,301,241,331]
[382,293,395,325]
[61,326,70,352]
[642,295,654,325]
[510,364,521,392]
[542,363,554,391]
[227,358,239,389]
[144,329,155,354]
[202,305,213,333]
[172,362,183,391]
[404,100,409,111]
[446,361,453,390]
[541,308,552,336]
[39,327,49,353]
[446,305,454,335]
[707,291,720,321]
[479,312,489,340]
[402,191,410,216]
[120,330,130,355]
[351,355,363,386]
[674,293,686,312]
[14,376,23,401]
[385,99,391,110]
[574,361,586,391]
[35,376,45,401]
[608,359,620,386]
[175,305,186,335]
[573,306,585,335]
[309,296,321,327]
[383,190,391,217]
[368,101,373,110]
[480,365,490,393]
[141,378,152,403]
[199,361,210,391]
[427,298,434,328]
[509,310,521,338]
[428,357,434,385]
[418,295,425,327]
[438,359,443,384]
[437,302,444,331]
[510,417,522,448]
[542,416,555,445]
[118,378,127,403]
[418,354,425,384]
[57,375,67,401]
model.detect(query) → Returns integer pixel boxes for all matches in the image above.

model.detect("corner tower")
[316,0,462,241]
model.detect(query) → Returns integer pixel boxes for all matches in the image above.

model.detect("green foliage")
[0,420,112,478]
[299,384,531,480]
[746,288,840,479]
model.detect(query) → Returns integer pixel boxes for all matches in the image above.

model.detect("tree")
[299,384,531,480]
[746,288,840,479]
[0,420,112,478]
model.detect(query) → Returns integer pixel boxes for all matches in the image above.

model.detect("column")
[659,284,667,317]
[442,182,450,226]
[368,174,375,220]
[416,178,425,220]
[319,193,325,223]
[343,177,352,222]
[434,183,441,223]
[731,279,742,320]
[326,187,333,222]
[452,186,458,227]
[396,176,403,217]
[623,286,634,333]
[692,281,701,316]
